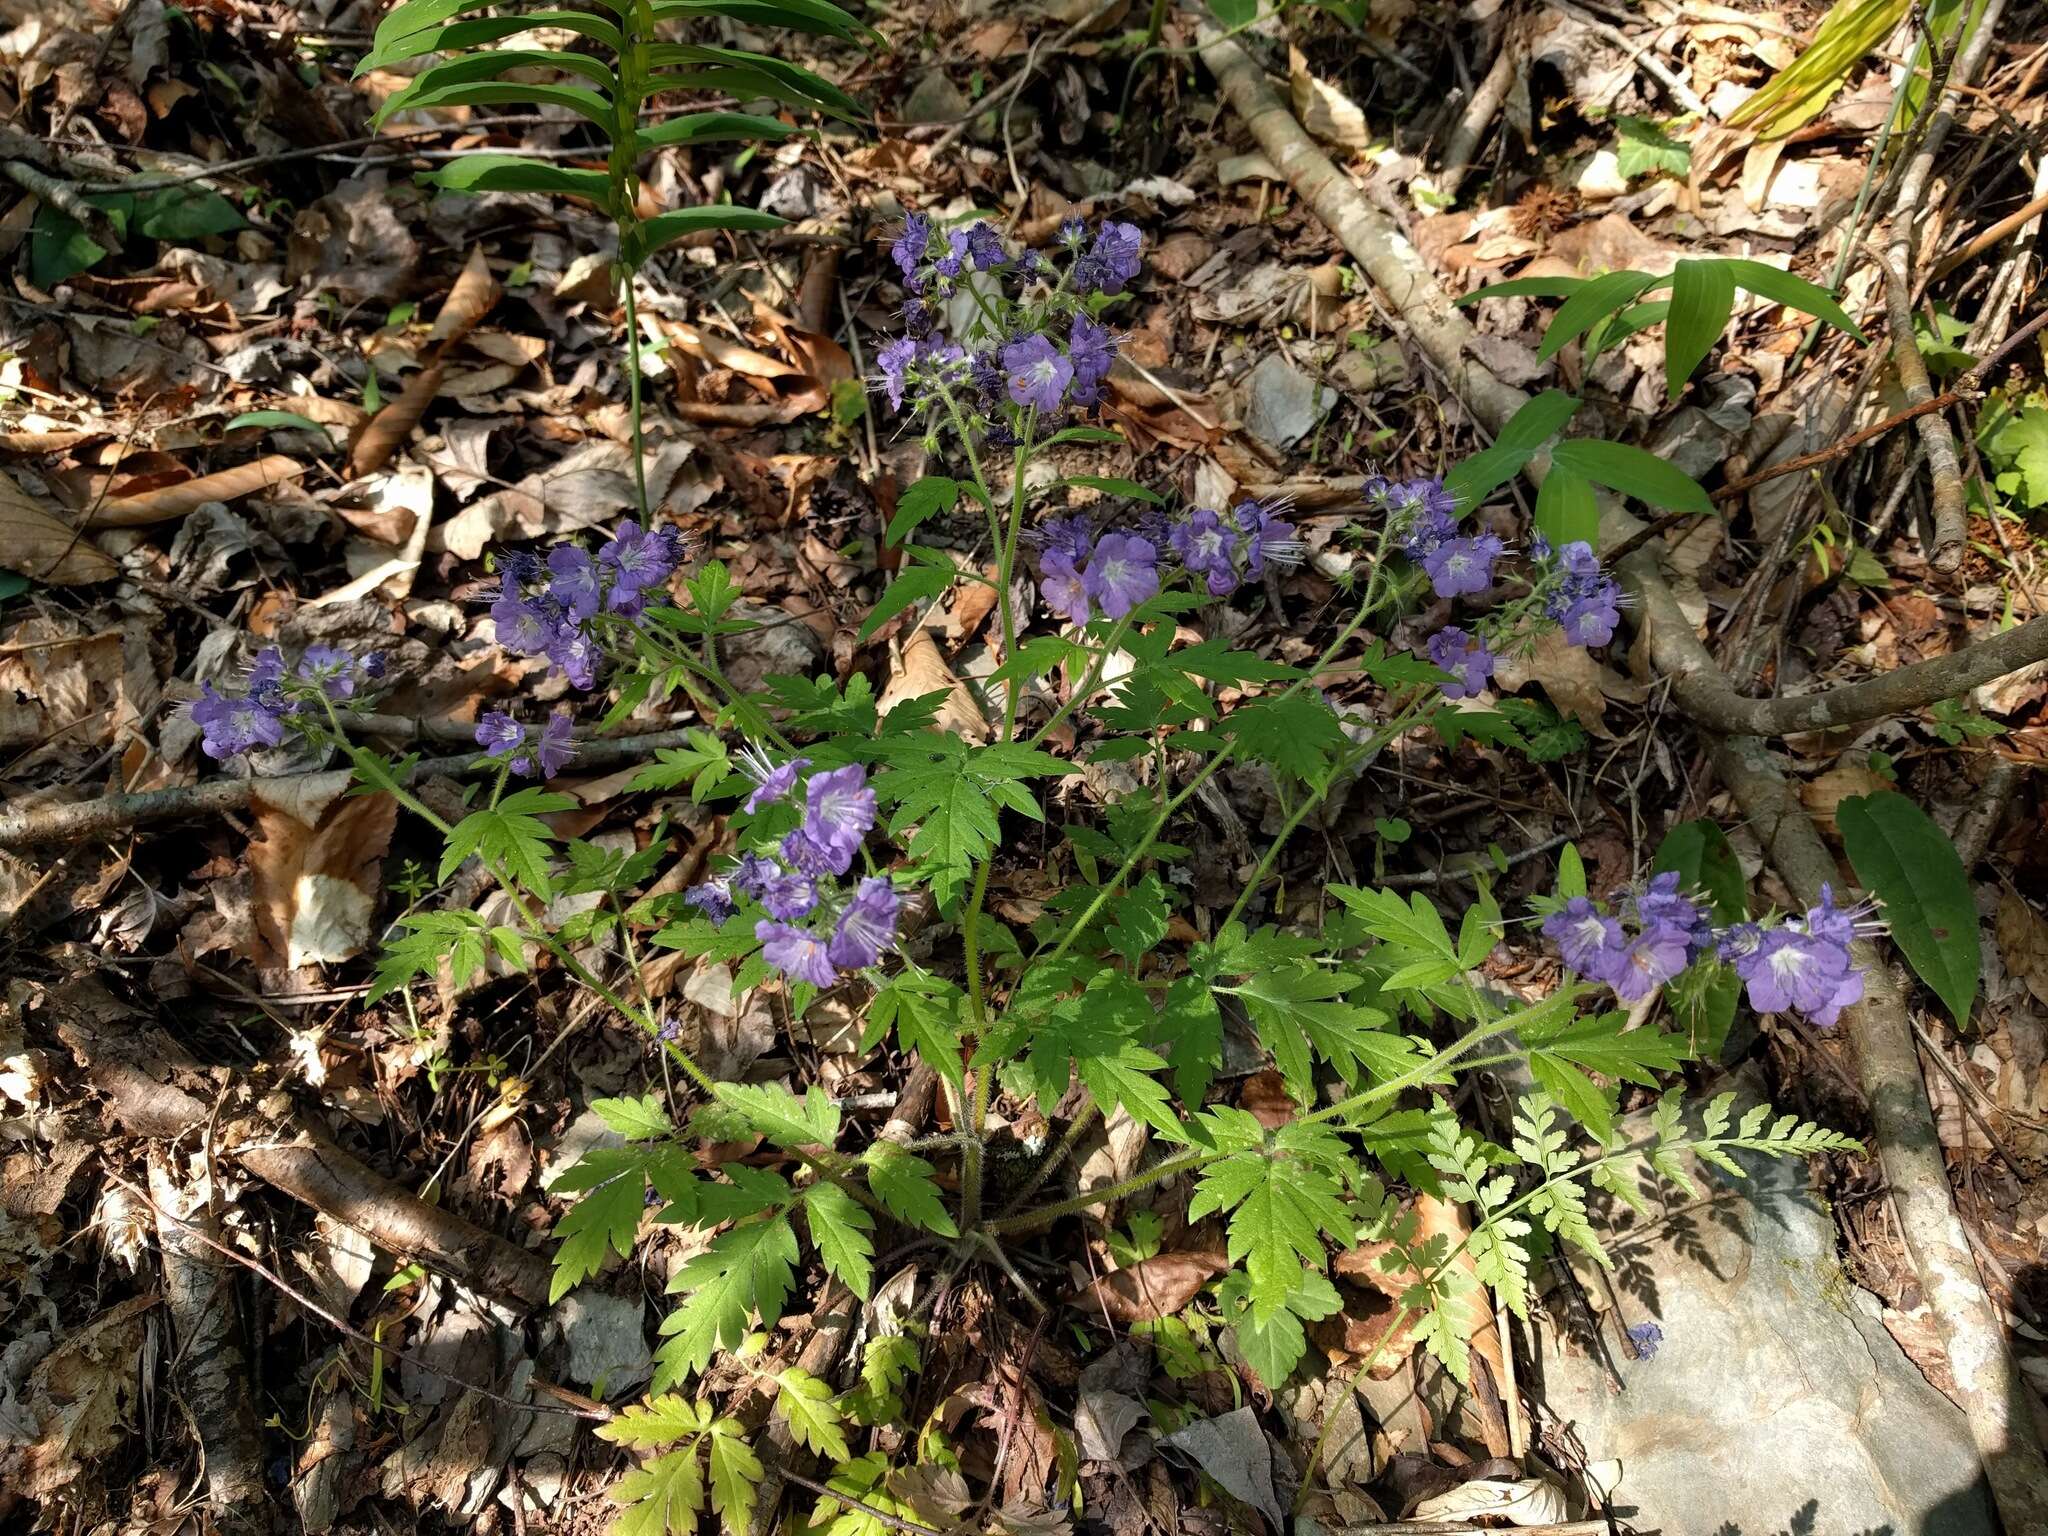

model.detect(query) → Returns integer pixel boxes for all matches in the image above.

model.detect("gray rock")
[1242,352,1337,450]
[1535,1083,1994,1536]
[900,71,969,125]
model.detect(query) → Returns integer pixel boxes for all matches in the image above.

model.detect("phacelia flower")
[958,221,1009,272]
[1423,533,1506,599]
[877,336,918,411]
[475,710,524,759]
[191,683,288,760]
[248,646,288,704]
[683,879,736,925]
[1002,333,1073,413]
[1383,478,1459,559]
[828,877,900,970]
[788,763,877,877]
[1073,221,1143,295]
[1543,541,1624,648]
[526,712,576,779]
[1068,314,1118,404]
[1039,548,1091,624]
[1236,501,1304,576]
[1627,1322,1664,1361]
[891,213,933,288]
[546,625,600,690]
[1606,926,1693,1003]
[1083,532,1160,619]
[546,545,602,622]
[756,920,837,987]
[1544,897,1626,978]
[1427,625,1496,699]
[492,592,557,656]
[739,747,809,815]
[1171,508,1240,596]
[756,864,821,922]
[599,519,679,607]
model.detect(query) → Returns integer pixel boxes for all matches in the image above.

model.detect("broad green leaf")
[1456,274,1589,305]
[1495,388,1583,454]
[1839,792,1980,1026]
[856,562,951,643]
[1716,257,1865,341]
[707,1423,763,1530]
[1528,1054,1617,1142]
[1550,438,1713,514]
[1537,269,1663,362]
[1062,474,1164,504]
[1724,0,1908,142]
[1159,975,1224,1106]
[610,1448,705,1536]
[775,1368,850,1459]
[426,153,610,202]
[551,1173,645,1301]
[1534,466,1598,547]
[1665,259,1737,401]
[630,204,788,264]
[598,1393,714,1448]
[642,43,863,119]
[651,0,879,46]
[225,409,334,442]
[635,110,798,150]
[1613,115,1692,181]
[361,10,625,70]
[863,1143,957,1236]
[657,1215,800,1387]
[801,1181,875,1299]
[1652,819,1746,923]
[593,1094,674,1141]
[1328,885,1458,960]
[133,185,247,241]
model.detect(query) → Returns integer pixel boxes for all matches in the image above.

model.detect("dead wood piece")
[55,985,553,1309]
[744,1282,858,1536]
[0,727,705,848]
[1435,44,1516,201]
[1867,242,1966,572]
[147,1153,273,1530]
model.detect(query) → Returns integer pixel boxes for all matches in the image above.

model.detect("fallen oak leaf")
[428,246,501,349]
[1067,1248,1228,1322]
[92,455,305,528]
[248,772,398,969]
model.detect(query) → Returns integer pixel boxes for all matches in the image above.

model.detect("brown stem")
[1866,239,1966,571]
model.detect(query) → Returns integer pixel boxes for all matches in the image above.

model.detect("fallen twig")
[1866,241,1967,571]
[0,726,703,848]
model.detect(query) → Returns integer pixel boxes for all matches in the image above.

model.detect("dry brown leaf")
[879,629,989,741]
[1068,1249,1229,1323]
[0,468,118,584]
[1800,760,1891,838]
[1996,891,2048,1009]
[94,455,304,528]
[667,321,802,380]
[1492,627,1637,737]
[429,246,500,349]
[1289,46,1372,150]
[0,1291,156,1504]
[249,774,398,969]
[348,363,445,478]
[1333,1195,1505,1393]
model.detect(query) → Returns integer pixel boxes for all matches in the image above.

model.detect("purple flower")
[1627,1322,1663,1361]
[1634,873,1712,959]
[877,337,918,411]
[1559,591,1622,648]
[1422,534,1506,599]
[1171,508,1239,596]
[756,864,821,921]
[496,548,545,590]
[248,647,288,705]
[1039,549,1091,624]
[1034,514,1094,563]
[828,877,899,970]
[1083,532,1160,619]
[1427,626,1495,700]
[475,711,523,757]
[524,712,576,778]
[547,545,602,622]
[600,519,676,602]
[547,624,600,690]
[1236,501,1304,576]
[1068,314,1117,404]
[731,852,780,899]
[1544,897,1626,977]
[360,652,388,680]
[684,880,736,925]
[1074,221,1143,295]
[1606,926,1692,1002]
[959,221,1009,272]
[1002,333,1073,413]
[1735,929,1849,1019]
[794,764,877,876]
[1543,540,1624,648]
[740,748,809,814]
[1057,217,1088,252]
[891,213,933,287]
[297,644,360,701]
[757,920,837,987]
[1384,478,1459,560]
[191,683,287,760]
[493,592,557,656]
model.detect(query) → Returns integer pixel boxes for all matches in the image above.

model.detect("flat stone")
[1536,1079,1994,1536]
[900,71,969,125]
[1242,352,1336,450]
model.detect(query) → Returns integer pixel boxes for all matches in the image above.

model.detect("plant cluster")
[188,218,1889,1534]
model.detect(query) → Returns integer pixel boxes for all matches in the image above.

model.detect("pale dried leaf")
[1069,1250,1227,1323]
[879,629,989,741]
[1996,892,2048,1010]
[0,469,117,584]
[95,455,304,527]
[249,782,398,969]
[349,364,445,478]
[429,246,501,349]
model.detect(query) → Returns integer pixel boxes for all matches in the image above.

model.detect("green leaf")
[1613,115,1692,181]
[657,1214,800,1387]
[801,1181,875,1299]
[629,204,788,264]
[1724,0,1908,144]
[1550,438,1713,514]
[551,1173,645,1301]
[1717,257,1865,341]
[1653,819,1746,923]
[1160,975,1224,1107]
[863,1143,957,1236]
[634,110,798,150]
[1534,466,1599,547]
[425,152,611,202]
[593,1094,675,1141]
[1537,269,1663,362]
[642,43,864,119]
[706,1423,763,1530]
[1665,258,1737,400]
[1527,1054,1617,1142]
[362,9,625,70]
[703,1082,841,1151]
[774,1369,850,1460]
[856,563,951,643]
[1189,1128,1356,1324]
[1219,1267,1341,1388]
[1220,965,1407,1106]
[598,1393,714,1448]
[885,476,962,546]
[1105,872,1170,966]
[1327,885,1458,959]
[439,788,574,899]
[134,185,246,241]
[1444,390,1581,510]
[1062,474,1164,504]
[1496,388,1584,453]
[1839,792,1980,1026]
[224,409,335,443]
[1221,692,1350,781]
[610,1447,705,1536]
[651,0,878,45]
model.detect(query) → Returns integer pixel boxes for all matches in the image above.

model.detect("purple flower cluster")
[190,645,385,760]
[681,759,898,987]
[1542,872,1714,1004]
[1718,885,1872,1028]
[1032,499,1303,625]
[489,519,688,688]
[1365,476,1628,703]
[475,709,576,779]
[1543,875,1874,1027]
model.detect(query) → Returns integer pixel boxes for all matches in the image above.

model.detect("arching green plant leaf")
[635,110,798,151]
[426,153,611,203]
[1665,258,1736,400]
[1839,791,1980,1027]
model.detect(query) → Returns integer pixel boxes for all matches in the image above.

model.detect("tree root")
[53,978,553,1308]
[1203,35,2048,1527]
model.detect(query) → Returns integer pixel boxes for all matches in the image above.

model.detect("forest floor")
[5,0,2048,1533]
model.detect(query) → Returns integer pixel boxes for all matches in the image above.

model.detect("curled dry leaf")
[1333,1194,1505,1390]
[1996,891,2048,1010]
[0,1291,156,1505]
[93,455,305,528]
[879,628,990,741]
[348,362,445,478]
[1068,1248,1228,1322]
[1799,759,1892,838]
[1413,1475,1571,1526]
[249,771,398,969]
[1492,626,1644,738]
[0,468,118,584]
[1288,45,1371,151]
[428,246,501,349]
